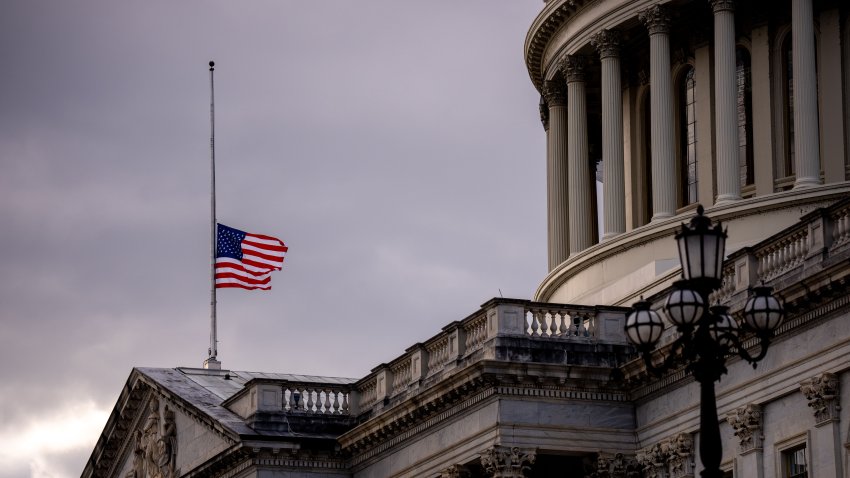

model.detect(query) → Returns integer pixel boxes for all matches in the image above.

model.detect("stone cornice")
[340,360,628,468]
[535,184,850,303]
[624,263,850,402]
[524,0,592,92]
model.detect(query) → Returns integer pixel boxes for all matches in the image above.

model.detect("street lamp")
[625,205,785,478]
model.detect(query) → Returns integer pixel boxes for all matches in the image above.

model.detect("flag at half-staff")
[215,223,287,290]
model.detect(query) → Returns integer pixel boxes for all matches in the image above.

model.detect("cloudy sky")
[0,1,548,476]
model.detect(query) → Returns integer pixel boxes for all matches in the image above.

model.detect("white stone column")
[591,29,626,240]
[710,0,742,203]
[817,8,846,184]
[750,22,775,196]
[542,80,569,270]
[639,5,677,220]
[791,0,821,188]
[562,55,594,254]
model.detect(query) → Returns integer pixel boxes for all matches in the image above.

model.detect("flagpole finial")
[209,60,215,70]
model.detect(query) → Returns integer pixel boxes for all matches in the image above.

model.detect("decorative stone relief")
[800,372,841,425]
[636,442,667,478]
[666,433,695,478]
[639,5,671,35]
[590,29,621,60]
[559,55,586,84]
[480,446,536,478]
[539,96,549,130]
[585,452,641,478]
[128,397,178,478]
[440,464,471,478]
[542,80,568,108]
[637,433,695,478]
[726,403,763,453]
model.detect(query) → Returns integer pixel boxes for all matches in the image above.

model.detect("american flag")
[215,223,287,290]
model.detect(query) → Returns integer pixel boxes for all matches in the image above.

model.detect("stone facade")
[84,1,850,477]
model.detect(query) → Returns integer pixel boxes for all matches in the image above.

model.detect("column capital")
[586,452,640,478]
[542,80,568,107]
[726,403,763,454]
[440,464,471,478]
[636,442,667,478]
[559,55,586,83]
[666,433,695,478]
[639,5,671,35]
[800,372,840,425]
[590,29,621,60]
[709,0,735,13]
[539,95,550,130]
[480,446,536,478]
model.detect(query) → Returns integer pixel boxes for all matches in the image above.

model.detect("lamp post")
[625,205,784,478]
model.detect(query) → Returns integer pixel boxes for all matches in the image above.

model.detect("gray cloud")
[0,1,546,476]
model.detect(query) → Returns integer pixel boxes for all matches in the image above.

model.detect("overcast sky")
[0,1,547,476]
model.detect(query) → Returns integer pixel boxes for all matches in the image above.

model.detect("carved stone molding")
[667,433,695,478]
[480,446,536,478]
[539,96,550,130]
[542,80,568,107]
[639,5,671,36]
[559,55,586,83]
[726,403,763,453]
[440,464,471,478]
[636,442,667,478]
[590,29,621,60]
[709,0,735,14]
[128,397,178,478]
[585,452,641,478]
[801,372,841,425]
[637,433,695,478]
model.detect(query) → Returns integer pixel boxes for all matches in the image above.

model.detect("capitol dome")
[528,0,850,306]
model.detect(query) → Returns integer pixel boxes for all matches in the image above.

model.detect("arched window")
[782,33,795,178]
[736,46,754,188]
[678,66,697,206]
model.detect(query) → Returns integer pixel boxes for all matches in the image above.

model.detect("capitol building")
[84,0,850,477]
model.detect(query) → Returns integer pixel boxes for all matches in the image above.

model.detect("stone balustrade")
[721,197,850,304]
[282,381,352,415]
[756,227,808,282]
[352,298,631,414]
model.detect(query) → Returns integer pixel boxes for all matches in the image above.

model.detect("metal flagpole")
[205,60,221,370]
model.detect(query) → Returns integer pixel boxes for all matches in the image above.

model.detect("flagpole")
[205,60,221,370]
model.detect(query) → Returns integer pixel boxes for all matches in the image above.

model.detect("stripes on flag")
[215,223,287,290]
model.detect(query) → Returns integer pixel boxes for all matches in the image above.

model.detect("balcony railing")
[351,298,631,415]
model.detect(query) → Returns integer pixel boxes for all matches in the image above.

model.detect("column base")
[714,194,742,205]
[602,231,624,241]
[651,212,675,222]
[793,177,822,189]
[203,358,221,370]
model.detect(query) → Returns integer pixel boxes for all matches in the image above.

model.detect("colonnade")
[541,0,823,271]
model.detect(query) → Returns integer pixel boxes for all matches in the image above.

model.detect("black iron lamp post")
[625,205,785,478]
